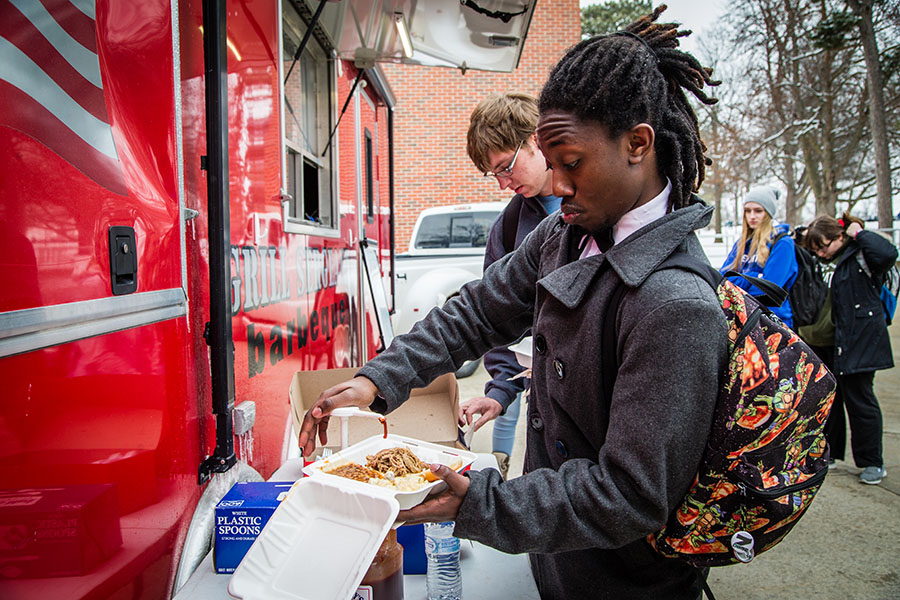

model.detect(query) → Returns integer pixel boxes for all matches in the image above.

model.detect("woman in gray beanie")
[720,186,799,327]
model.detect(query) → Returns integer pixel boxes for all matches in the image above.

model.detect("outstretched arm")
[297,376,379,456]
[358,222,548,415]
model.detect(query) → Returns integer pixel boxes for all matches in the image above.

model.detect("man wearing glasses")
[459,92,561,479]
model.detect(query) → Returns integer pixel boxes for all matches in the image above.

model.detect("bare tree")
[715,0,890,222]
[846,0,893,227]
[729,0,818,221]
[696,28,760,233]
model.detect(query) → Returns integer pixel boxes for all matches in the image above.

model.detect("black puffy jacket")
[831,230,898,375]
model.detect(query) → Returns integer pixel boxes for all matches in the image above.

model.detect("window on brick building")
[281,3,337,235]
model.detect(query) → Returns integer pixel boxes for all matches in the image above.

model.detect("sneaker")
[492,451,510,480]
[828,458,837,470]
[859,466,886,485]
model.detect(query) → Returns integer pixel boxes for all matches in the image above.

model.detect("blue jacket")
[720,222,798,328]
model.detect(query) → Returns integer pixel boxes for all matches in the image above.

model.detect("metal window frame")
[279,0,340,238]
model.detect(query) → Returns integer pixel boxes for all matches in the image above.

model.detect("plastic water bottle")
[424,521,461,600]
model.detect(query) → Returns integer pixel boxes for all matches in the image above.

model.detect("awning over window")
[303,0,536,73]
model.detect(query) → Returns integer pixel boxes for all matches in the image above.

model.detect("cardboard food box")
[213,481,294,574]
[289,368,465,456]
[288,367,467,577]
[0,485,122,579]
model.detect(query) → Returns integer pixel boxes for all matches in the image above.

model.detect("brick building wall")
[381,1,581,248]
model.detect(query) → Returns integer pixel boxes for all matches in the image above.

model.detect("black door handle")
[108,226,138,295]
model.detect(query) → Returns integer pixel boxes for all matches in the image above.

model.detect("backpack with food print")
[602,253,836,568]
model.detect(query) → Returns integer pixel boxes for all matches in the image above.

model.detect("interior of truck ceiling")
[302,0,536,73]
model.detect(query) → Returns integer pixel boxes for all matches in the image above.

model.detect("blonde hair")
[729,212,776,271]
[466,92,538,173]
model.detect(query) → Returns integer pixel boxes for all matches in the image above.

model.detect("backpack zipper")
[734,467,828,499]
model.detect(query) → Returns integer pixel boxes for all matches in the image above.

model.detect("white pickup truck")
[392,202,506,376]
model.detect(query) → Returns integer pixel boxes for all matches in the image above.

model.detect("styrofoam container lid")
[227,476,399,600]
[508,336,533,370]
[302,434,477,510]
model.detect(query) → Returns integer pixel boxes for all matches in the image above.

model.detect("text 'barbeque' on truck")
[0,1,534,598]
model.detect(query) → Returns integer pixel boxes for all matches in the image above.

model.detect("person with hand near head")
[799,213,897,485]
[459,92,561,479]
[300,7,726,598]
[720,187,798,328]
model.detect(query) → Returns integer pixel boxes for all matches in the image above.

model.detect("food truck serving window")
[281,2,338,236]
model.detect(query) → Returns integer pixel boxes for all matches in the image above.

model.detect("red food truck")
[0,0,535,598]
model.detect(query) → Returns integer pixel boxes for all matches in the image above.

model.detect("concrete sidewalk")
[460,315,900,599]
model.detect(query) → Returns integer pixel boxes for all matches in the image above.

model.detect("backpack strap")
[720,269,787,307]
[600,253,720,405]
[656,253,723,288]
[720,235,790,307]
[701,573,717,600]
[600,252,785,406]
[601,273,630,408]
[501,194,525,253]
[657,252,786,306]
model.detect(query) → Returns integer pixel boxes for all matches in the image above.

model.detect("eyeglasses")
[484,141,523,179]
[811,237,838,254]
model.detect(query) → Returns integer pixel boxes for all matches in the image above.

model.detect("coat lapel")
[608,201,713,287]
[538,254,607,309]
[537,201,715,308]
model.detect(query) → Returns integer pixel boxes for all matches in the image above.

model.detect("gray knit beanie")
[743,187,779,218]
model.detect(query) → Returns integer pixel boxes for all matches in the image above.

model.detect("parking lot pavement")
[457,316,900,599]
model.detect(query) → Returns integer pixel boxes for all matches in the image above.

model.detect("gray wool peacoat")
[360,200,729,599]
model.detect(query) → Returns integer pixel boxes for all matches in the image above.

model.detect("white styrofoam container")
[508,336,533,369]
[227,477,399,600]
[302,434,477,510]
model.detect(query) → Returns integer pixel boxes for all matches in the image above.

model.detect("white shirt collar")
[580,180,672,259]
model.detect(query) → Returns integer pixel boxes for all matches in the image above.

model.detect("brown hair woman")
[800,212,897,485]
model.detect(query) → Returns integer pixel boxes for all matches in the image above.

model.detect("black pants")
[810,345,884,468]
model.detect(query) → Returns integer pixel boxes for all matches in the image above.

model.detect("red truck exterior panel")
[1,0,393,598]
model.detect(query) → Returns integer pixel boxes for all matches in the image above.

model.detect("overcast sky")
[579,1,726,55]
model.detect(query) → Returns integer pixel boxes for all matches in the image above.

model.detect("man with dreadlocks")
[300,7,727,598]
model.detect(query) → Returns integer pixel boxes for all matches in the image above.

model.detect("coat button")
[530,414,544,431]
[553,358,565,379]
[534,334,547,355]
[555,440,568,458]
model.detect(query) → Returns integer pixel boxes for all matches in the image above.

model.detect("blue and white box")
[214,481,294,574]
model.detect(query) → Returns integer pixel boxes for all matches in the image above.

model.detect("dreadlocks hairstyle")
[538,4,719,209]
